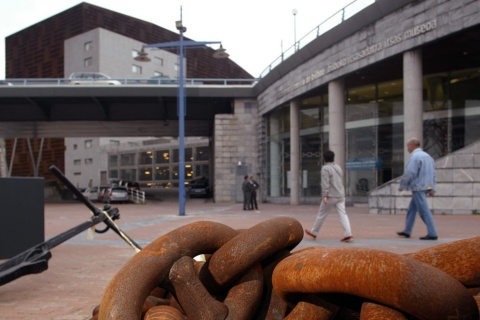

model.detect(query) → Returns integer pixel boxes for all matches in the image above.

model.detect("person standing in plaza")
[249,175,260,212]
[242,175,252,210]
[305,150,353,242]
[397,137,438,240]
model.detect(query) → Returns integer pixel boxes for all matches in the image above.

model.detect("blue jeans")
[404,191,437,236]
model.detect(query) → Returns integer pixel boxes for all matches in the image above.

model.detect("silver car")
[68,72,121,85]
[104,186,130,203]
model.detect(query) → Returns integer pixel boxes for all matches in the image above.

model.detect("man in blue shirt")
[397,137,438,240]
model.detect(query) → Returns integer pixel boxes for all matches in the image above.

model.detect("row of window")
[107,146,210,186]
[74,158,93,165]
[108,146,210,166]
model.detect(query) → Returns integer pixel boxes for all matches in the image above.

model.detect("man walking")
[305,150,353,242]
[397,137,438,240]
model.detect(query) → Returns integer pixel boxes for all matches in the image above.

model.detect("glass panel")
[120,168,136,181]
[155,150,170,164]
[120,153,135,166]
[300,97,320,129]
[195,146,209,161]
[139,150,153,165]
[108,155,118,166]
[194,164,209,179]
[109,170,118,179]
[300,133,322,196]
[346,85,376,121]
[139,167,153,181]
[282,138,291,196]
[154,166,170,180]
[346,125,377,197]
[172,148,192,162]
[378,80,403,117]
[172,164,193,183]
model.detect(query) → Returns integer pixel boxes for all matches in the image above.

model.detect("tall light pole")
[292,9,298,52]
[135,7,228,216]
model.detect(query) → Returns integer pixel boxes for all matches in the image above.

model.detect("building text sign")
[284,19,437,95]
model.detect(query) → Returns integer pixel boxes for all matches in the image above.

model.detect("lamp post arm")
[144,40,222,50]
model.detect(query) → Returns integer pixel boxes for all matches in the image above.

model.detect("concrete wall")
[213,98,259,203]
[369,140,480,214]
[64,27,178,79]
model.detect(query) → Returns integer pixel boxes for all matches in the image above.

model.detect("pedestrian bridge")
[0,78,256,138]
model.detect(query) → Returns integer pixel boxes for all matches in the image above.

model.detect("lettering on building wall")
[283,19,437,96]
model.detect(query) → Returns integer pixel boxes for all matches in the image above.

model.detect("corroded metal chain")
[92,219,480,320]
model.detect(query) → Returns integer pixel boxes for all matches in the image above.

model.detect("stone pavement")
[0,198,478,319]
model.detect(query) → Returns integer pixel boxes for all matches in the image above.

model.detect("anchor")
[0,165,141,286]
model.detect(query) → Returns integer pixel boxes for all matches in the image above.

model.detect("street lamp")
[135,8,228,216]
[292,9,298,52]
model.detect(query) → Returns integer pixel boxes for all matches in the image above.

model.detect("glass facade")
[267,68,480,199]
[108,143,210,188]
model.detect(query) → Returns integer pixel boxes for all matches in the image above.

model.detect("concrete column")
[328,79,346,169]
[269,115,281,197]
[403,49,423,164]
[290,100,300,205]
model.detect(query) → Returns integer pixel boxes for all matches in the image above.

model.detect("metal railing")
[258,0,375,78]
[128,188,146,204]
[0,78,258,86]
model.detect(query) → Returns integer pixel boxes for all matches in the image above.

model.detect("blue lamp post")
[135,9,228,216]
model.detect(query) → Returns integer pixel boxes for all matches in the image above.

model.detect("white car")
[104,187,130,203]
[68,72,121,85]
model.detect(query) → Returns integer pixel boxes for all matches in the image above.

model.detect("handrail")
[258,0,375,78]
[0,78,258,86]
[128,188,146,204]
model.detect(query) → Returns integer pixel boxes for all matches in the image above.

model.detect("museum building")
[255,0,480,208]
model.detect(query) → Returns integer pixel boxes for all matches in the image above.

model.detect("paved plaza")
[0,197,478,319]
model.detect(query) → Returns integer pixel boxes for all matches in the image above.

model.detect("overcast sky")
[1,0,362,78]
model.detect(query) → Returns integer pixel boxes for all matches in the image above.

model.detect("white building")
[63,27,182,189]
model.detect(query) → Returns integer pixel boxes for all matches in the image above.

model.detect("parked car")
[103,186,130,203]
[96,186,111,202]
[120,180,141,190]
[0,80,12,86]
[82,186,100,201]
[189,177,210,198]
[68,72,121,85]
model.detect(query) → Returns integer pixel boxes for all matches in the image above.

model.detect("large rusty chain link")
[93,219,479,320]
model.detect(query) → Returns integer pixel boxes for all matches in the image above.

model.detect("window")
[139,167,152,181]
[139,151,153,165]
[155,166,170,180]
[74,159,81,165]
[120,153,136,166]
[85,140,92,149]
[173,148,193,162]
[154,71,163,77]
[73,144,77,150]
[154,57,163,66]
[132,65,142,74]
[195,146,210,161]
[84,57,92,67]
[155,150,170,164]
[109,169,118,179]
[85,158,93,165]
[132,49,140,58]
[84,41,92,51]
[174,63,180,72]
[74,172,81,176]
[109,140,120,146]
[109,155,118,166]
